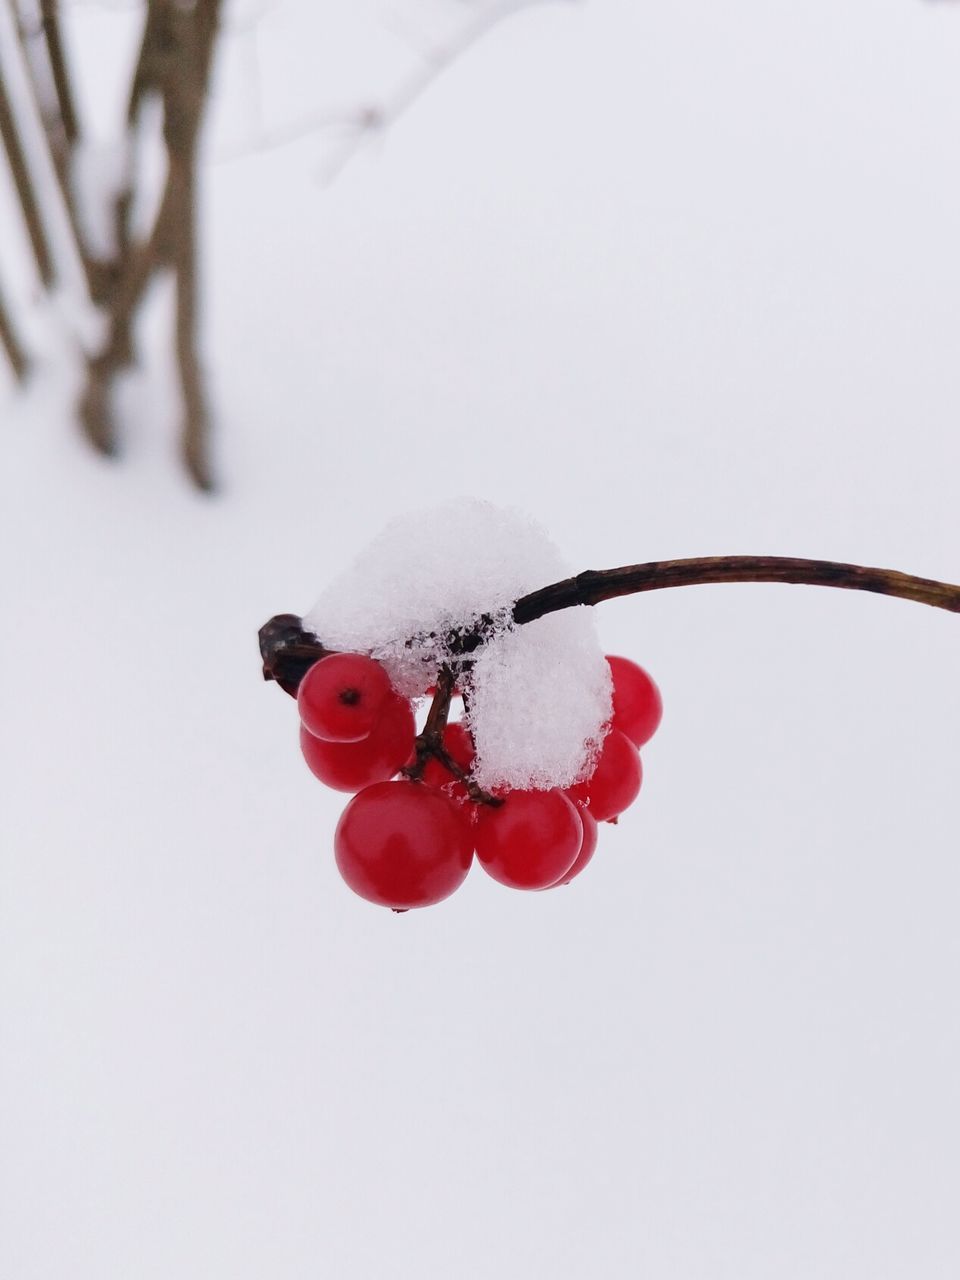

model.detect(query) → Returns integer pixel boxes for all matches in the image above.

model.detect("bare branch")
[260,555,960,694]
[12,0,101,293]
[161,0,223,490]
[77,0,223,483]
[0,277,30,380]
[0,25,55,286]
[38,0,79,144]
[107,1,171,266]
[511,557,960,625]
[77,180,174,455]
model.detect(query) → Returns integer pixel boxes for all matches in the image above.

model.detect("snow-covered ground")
[3,2,960,1277]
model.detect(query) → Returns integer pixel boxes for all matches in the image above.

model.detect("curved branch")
[512,556,960,624]
[259,555,960,695]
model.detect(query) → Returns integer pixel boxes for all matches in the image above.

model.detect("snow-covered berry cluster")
[295,647,661,911]
[266,507,960,913]
[265,501,667,910]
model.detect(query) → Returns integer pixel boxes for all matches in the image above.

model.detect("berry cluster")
[296,651,662,911]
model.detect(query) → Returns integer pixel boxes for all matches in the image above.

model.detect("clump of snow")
[467,610,612,791]
[304,500,612,791]
[305,500,566,692]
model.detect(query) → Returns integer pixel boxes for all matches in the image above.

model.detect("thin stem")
[77,179,174,455]
[405,666,455,781]
[402,667,500,805]
[0,40,55,286]
[0,276,29,380]
[38,0,79,145]
[259,555,960,693]
[13,0,98,294]
[163,0,222,490]
[76,0,222,474]
[511,556,960,625]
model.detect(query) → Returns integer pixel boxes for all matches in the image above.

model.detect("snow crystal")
[468,609,612,791]
[304,500,612,791]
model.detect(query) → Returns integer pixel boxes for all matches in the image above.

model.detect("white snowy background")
[3,2,960,1277]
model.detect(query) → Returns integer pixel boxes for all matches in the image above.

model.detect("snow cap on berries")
[304,500,612,790]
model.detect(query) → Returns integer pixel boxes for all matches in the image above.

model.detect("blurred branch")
[0,25,56,286]
[218,0,565,183]
[4,0,572,490]
[12,0,102,296]
[165,0,222,490]
[78,180,173,455]
[77,0,223,486]
[38,0,79,144]
[0,279,30,380]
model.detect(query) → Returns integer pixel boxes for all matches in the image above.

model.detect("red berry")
[607,655,662,747]
[334,781,474,909]
[298,653,392,742]
[550,804,598,887]
[567,727,642,823]
[422,722,476,802]
[300,693,415,792]
[475,789,582,890]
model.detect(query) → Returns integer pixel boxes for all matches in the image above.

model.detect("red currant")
[422,722,476,802]
[300,693,415,792]
[475,789,582,890]
[567,727,642,823]
[607,655,662,747]
[334,781,474,909]
[550,804,598,887]
[298,653,392,742]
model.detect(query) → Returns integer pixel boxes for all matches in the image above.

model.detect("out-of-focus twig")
[78,180,174,455]
[38,0,79,144]
[217,0,564,184]
[0,278,30,380]
[0,26,55,287]
[13,0,101,296]
[163,0,222,490]
[77,0,222,486]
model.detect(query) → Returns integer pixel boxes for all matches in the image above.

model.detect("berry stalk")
[511,556,960,625]
[402,668,501,805]
[261,555,960,694]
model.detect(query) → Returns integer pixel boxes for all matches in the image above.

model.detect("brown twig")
[38,0,78,145]
[510,556,960,626]
[162,0,222,490]
[402,667,501,805]
[104,1,166,271]
[77,180,174,455]
[259,555,960,693]
[76,0,222,481]
[0,277,29,380]
[0,36,55,287]
[404,666,455,781]
[13,0,101,297]
[260,553,960,805]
